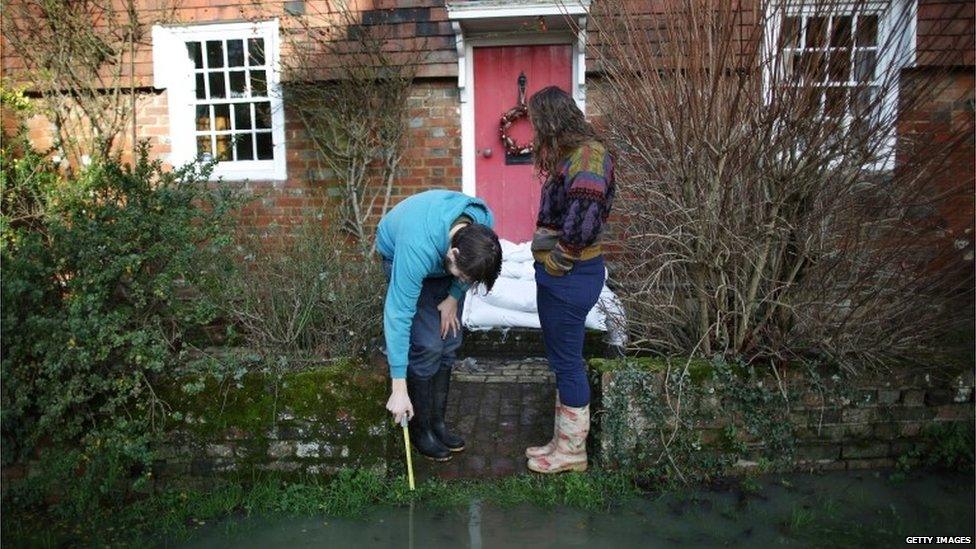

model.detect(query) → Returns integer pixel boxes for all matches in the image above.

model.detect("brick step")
[452,356,554,384]
[459,328,614,359]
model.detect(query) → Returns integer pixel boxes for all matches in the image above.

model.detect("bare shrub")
[281,1,424,251]
[590,0,973,369]
[216,221,384,364]
[2,0,163,169]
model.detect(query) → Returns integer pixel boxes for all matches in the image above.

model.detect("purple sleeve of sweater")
[545,146,612,275]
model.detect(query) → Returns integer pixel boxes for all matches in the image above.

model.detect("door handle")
[481,148,493,158]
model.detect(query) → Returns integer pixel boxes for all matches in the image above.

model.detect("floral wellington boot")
[527,403,589,473]
[525,392,561,458]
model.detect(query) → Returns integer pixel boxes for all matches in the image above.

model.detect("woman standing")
[524,86,615,474]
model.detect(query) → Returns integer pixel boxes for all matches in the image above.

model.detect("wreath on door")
[499,72,533,157]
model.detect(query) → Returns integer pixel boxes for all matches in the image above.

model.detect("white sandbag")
[465,289,620,332]
[500,259,535,280]
[464,300,541,330]
[462,239,628,346]
[480,278,537,313]
[499,239,534,264]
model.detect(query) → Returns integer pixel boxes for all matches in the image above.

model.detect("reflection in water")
[468,500,482,549]
[176,471,975,548]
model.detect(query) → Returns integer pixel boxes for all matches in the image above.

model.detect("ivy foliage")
[593,356,799,484]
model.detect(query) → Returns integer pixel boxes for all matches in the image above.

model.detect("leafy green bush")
[1,142,243,490]
[924,421,975,472]
[893,421,975,479]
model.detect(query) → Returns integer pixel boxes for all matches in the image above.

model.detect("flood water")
[174,470,975,548]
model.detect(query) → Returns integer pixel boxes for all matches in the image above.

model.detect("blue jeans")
[535,256,605,407]
[382,258,464,379]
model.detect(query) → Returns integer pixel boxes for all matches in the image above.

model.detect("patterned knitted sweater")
[531,140,615,276]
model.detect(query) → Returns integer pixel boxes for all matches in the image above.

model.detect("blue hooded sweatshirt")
[376,190,494,379]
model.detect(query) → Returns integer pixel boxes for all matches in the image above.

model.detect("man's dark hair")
[451,223,502,292]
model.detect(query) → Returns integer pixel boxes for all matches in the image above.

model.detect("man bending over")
[377,189,502,461]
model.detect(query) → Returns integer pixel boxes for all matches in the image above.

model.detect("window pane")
[830,16,852,47]
[235,103,252,130]
[805,16,827,48]
[799,50,825,81]
[195,105,211,131]
[856,15,878,47]
[825,88,846,118]
[255,102,272,129]
[214,104,231,131]
[248,38,265,66]
[828,50,851,82]
[208,72,226,99]
[195,73,206,100]
[197,136,213,159]
[854,50,876,82]
[216,135,232,161]
[852,86,876,116]
[234,134,254,161]
[256,132,273,160]
[187,41,203,69]
[227,39,245,67]
[815,90,826,115]
[790,51,804,79]
[206,40,224,68]
[781,16,800,49]
[250,70,267,96]
[229,71,246,98]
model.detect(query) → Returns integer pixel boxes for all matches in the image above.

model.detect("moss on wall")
[589,356,716,385]
[153,359,392,479]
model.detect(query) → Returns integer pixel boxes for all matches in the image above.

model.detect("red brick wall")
[1,0,458,88]
[222,79,460,232]
[900,1,975,268]
[916,0,976,67]
[898,67,976,275]
[5,1,972,243]
[12,79,461,234]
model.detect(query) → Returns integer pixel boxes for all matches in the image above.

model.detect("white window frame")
[152,19,287,182]
[764,1,917,171]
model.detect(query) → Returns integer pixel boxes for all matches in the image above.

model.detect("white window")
[152,20,286,181]
[766,1,916,168]
[781,9,883,119]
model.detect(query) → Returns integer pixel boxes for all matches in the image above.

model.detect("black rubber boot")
[407,375,452,461]
[431,365,465,452]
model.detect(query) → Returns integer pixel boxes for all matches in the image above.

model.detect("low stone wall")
[5,353,969,489]
[593,358,975,475]
[152,361,392,482]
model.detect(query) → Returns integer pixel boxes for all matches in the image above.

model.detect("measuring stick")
[400,416,415,491]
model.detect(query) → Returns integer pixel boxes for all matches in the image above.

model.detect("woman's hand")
[386,378,413,424]
[437,295,460,339]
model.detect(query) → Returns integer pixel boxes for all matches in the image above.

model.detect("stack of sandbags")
[462,240,627,346]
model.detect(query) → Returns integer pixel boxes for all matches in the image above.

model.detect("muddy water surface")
[176,470,975,548]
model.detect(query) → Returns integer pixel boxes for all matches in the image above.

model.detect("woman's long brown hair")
[528,86,601,180]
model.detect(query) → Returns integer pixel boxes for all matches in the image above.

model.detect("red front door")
[473,44,573,243]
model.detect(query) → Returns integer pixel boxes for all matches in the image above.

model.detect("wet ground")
[176,470,975,548]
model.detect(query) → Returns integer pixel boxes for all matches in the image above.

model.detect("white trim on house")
[446,0,589,21]
[448,2,589,197]
[151,19,287,182]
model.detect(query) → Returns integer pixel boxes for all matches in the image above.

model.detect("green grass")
[2,468,640,547]
[782,498,906,548]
